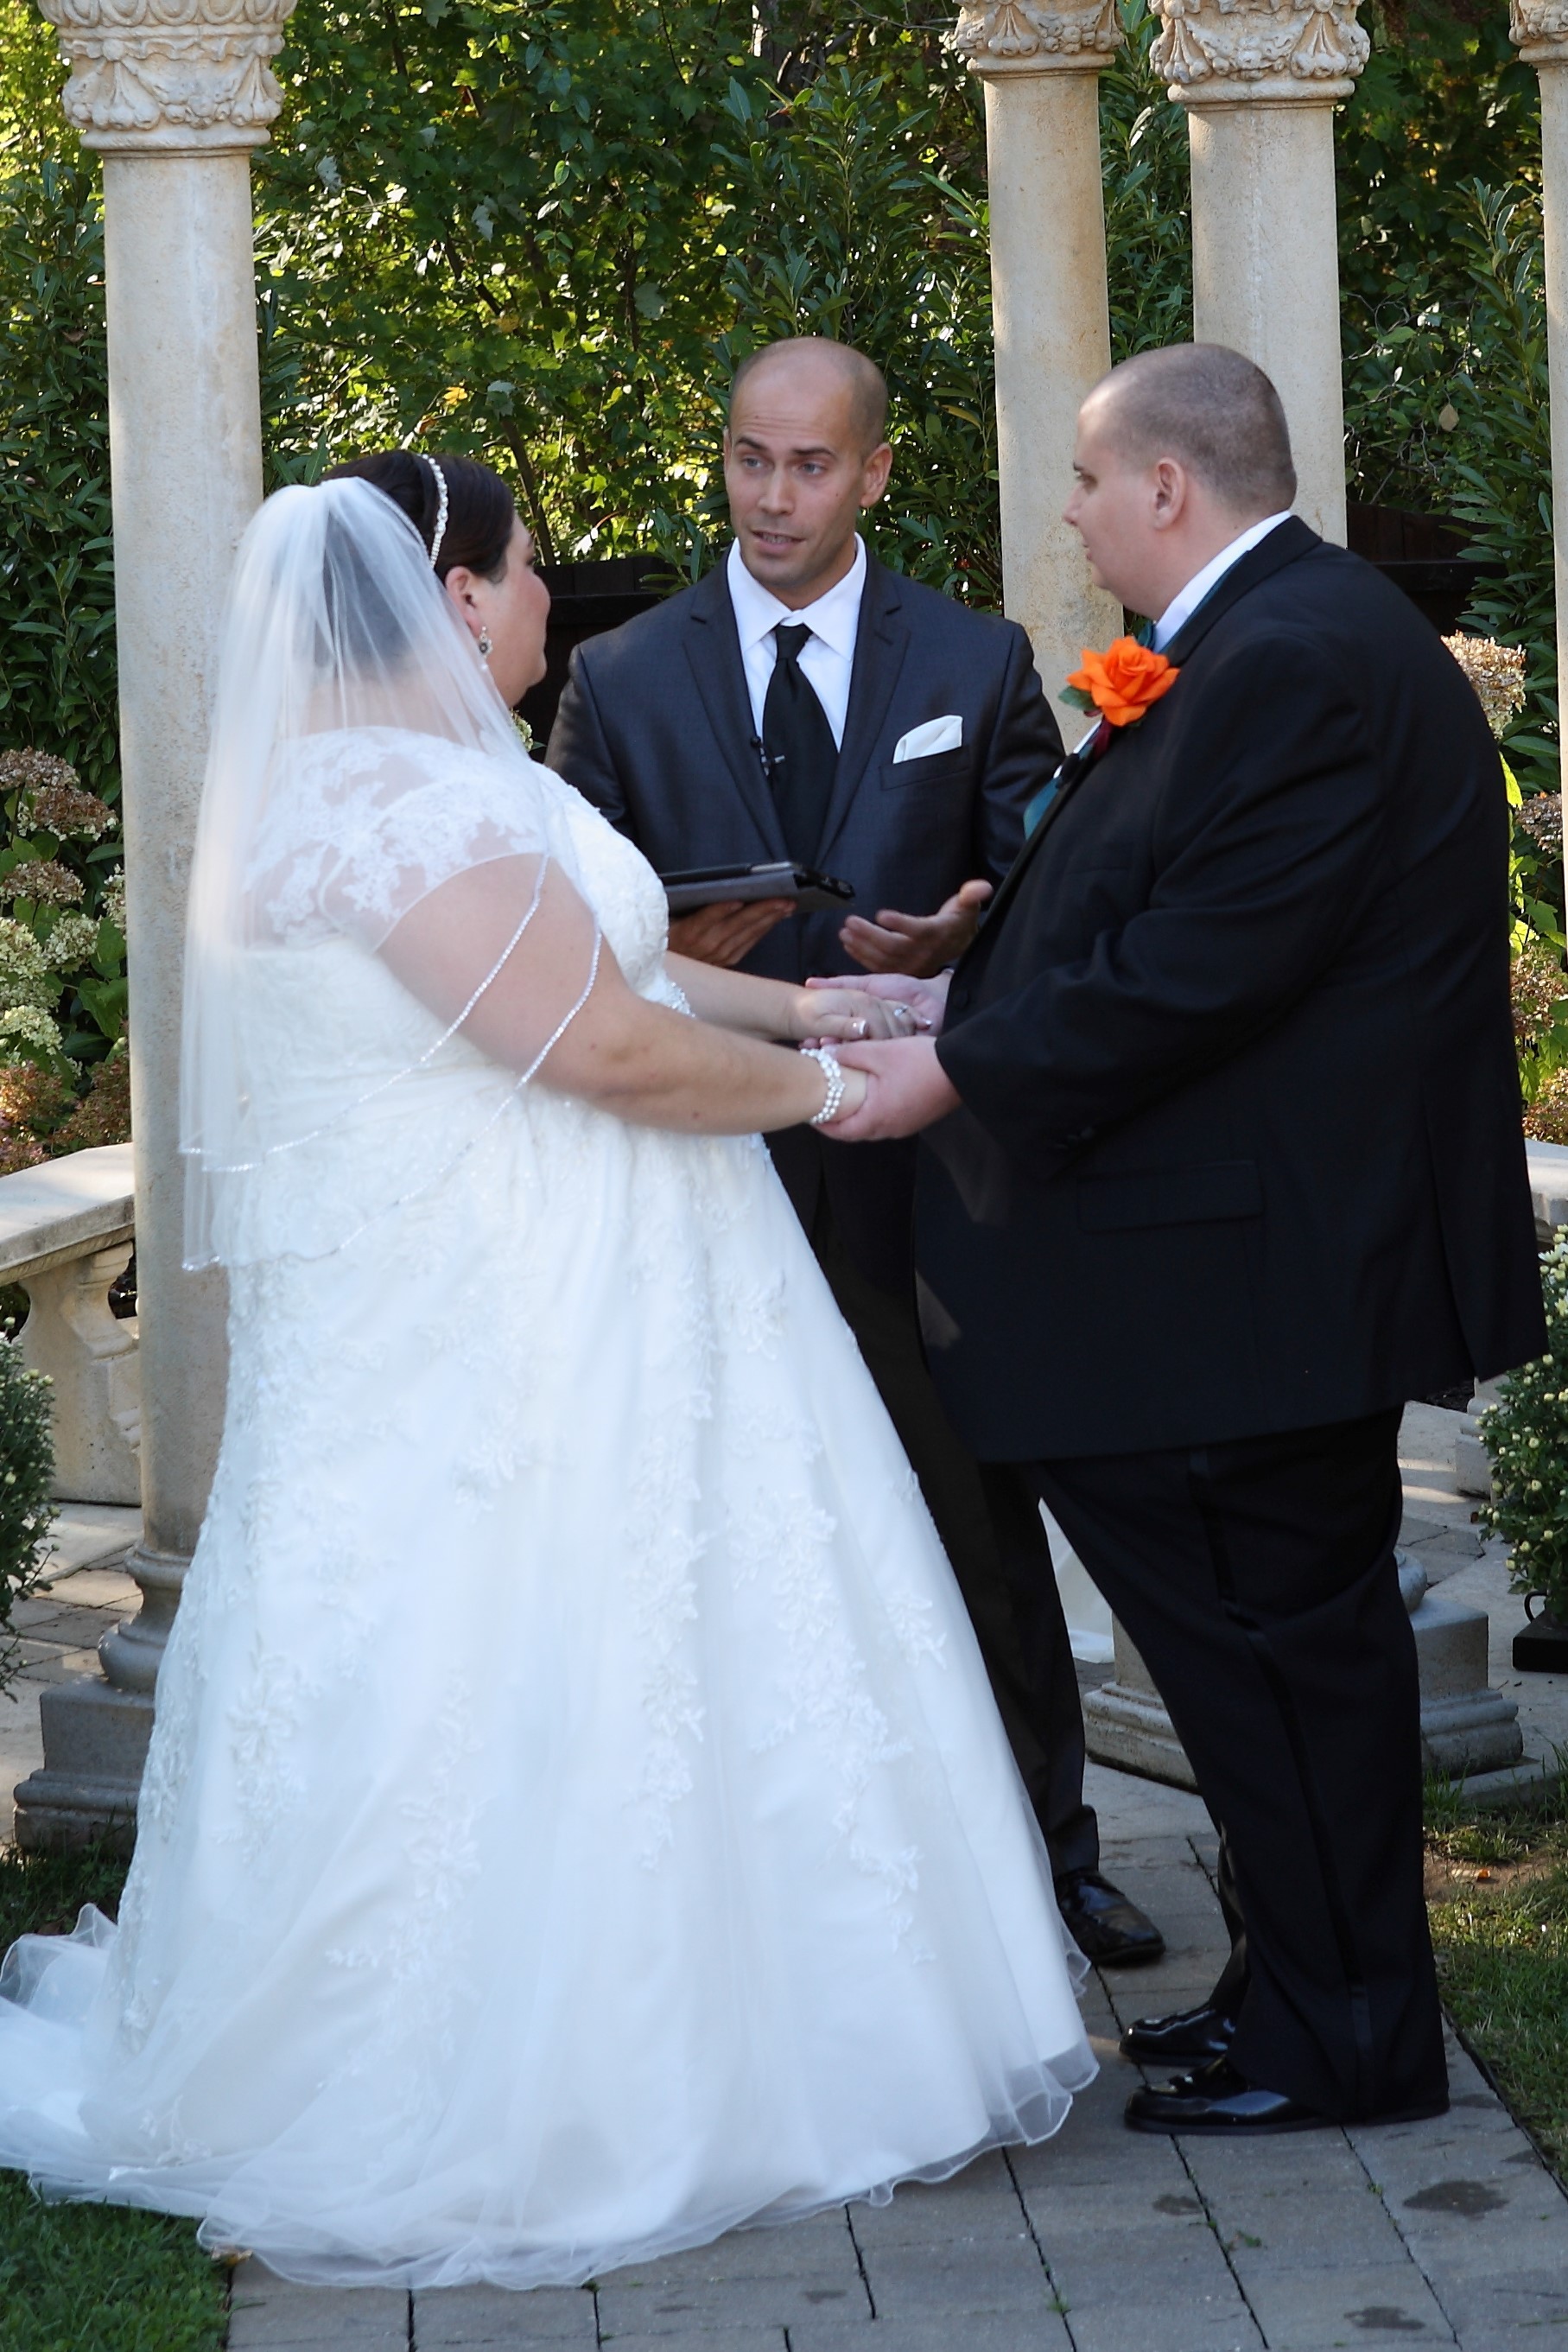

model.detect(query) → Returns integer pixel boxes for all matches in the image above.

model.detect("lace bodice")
[213,733,683,1263]
[249,725,675,995]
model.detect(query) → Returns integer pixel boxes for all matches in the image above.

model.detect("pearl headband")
[424,455,449,570]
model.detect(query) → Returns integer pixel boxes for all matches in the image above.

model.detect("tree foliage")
[0,0,1563,777]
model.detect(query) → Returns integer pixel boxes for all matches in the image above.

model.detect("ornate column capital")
[1151,0,1369,105]
[951,0,1124,76]
[1511,0,1568,67]
[36,0,297,153]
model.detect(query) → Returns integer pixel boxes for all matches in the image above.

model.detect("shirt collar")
[726,534,867,659]
[1151,512,1293,652]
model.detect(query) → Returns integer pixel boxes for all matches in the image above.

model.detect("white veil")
[181,476,600,1269]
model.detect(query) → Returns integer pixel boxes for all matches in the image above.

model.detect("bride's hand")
[824,1064,869,1122]
[801,972,949,1042]
[790,985,936,1047]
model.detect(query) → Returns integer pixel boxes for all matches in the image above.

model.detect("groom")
[831,343,1546,2132]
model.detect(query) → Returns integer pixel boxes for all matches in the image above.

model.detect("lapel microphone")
[750,734,782,787]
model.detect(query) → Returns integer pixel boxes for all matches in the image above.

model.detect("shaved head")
[730,338,889,457]
[1088,344,1296,519]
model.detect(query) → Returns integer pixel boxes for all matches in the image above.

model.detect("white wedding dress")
[0,731,1093,2289]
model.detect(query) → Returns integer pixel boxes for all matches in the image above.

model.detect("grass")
[0,1844,227,2352]
[1425,1768,1568,2180]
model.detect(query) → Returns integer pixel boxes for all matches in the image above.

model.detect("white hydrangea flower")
[0,919,56,1013]
[100,868,126,935]
[43,912,99,975]
[0,1007,62,1057]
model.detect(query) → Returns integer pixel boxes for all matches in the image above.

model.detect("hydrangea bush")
[0,1332,55,1698]
[1480,1236,1568,1623]
[0,749,129,1173]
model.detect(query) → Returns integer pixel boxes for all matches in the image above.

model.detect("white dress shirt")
[727,535,867,750]
[1151,512,1293,652]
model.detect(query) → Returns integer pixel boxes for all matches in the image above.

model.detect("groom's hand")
[822,1037,961,1141]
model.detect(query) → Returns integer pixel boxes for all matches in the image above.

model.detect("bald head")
[723,335,893,607]
[730,339,889,459]
[1087,344,1296,518]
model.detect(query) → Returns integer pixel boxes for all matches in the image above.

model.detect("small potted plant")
[1480,1234,1568,1670]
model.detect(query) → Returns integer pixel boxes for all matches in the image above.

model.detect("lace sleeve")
[249,730,563,950]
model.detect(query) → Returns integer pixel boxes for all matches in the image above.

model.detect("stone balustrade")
[0,1143,140,1508]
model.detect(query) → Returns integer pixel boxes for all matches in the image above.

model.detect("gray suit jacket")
[547,545,1063,1289]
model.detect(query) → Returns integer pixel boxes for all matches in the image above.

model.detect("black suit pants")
[809,1197,1098,1882]
[1019,1409,1447,2121]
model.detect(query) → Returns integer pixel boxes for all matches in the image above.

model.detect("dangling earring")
[477,626,493,664]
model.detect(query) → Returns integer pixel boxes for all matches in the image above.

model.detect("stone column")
[1510,2,1568,922]
[1151,0,1369,544]
[954,1,1124,696]
[13,0,293,1849]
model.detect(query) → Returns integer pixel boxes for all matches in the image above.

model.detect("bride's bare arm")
[663,952,911,1045]
[378,857,863,1135]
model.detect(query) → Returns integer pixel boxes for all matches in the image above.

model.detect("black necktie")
[762,623,838,861]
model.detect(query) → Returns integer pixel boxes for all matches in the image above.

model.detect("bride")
[0,461,1093,2290]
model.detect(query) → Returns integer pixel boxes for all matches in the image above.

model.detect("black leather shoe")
[1120,2001,1235,2066]
[1055,1869,1165,1967]
[1125,2057,1331,2135]
[1124,2056,1451,2136]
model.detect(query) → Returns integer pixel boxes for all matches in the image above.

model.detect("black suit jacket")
[548,546,1063,1288]
[921,518,1546,1459]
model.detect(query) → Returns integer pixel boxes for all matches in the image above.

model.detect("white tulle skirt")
[0,1102,1093,2288]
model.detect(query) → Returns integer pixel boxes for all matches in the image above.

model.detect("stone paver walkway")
[228,1772,1568,2350]
[10,1437,1568,2347]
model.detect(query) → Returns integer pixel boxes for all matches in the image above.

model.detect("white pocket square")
[892,715,963,763]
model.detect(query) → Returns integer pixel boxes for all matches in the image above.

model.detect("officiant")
[547,335,1162,1967]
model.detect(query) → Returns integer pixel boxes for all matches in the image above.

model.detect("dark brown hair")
[324,451,517,582]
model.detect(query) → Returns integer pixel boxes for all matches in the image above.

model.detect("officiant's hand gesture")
[839,880,993,976]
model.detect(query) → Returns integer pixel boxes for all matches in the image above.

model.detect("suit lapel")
[682,564,788,858]
[963,518,1322,957]
[816,556,909,865]
[973,727,1105,937]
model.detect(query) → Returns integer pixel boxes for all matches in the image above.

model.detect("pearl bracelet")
[803,1046,847,1128]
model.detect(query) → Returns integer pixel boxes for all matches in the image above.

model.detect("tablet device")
[662,861,855,916]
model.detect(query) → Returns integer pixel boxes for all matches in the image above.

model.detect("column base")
[11,1674,150,1853]
[1082,1624,1199,1789]
[1083,1587,1523,1788]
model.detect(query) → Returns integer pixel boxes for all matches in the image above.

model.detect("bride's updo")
[325,451,517,585]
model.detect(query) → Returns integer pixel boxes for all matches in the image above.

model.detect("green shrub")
[0,1332,54,1698]
[1480,1237,1568,1621]
[0,149,117,810]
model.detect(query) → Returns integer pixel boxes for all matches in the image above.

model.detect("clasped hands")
[790,972,961,1142]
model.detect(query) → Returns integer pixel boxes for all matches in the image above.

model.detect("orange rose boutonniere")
[1064,637,1180,728]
